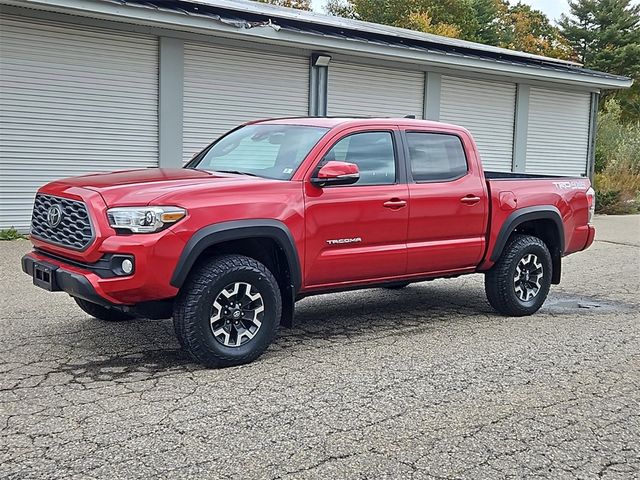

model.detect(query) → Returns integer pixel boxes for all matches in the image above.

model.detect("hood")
[50,168,267,206]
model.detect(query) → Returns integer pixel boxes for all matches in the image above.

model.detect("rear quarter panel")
[480,177,592,270]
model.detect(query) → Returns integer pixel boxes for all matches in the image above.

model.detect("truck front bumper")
[22,254,112,306]
[21,229,185,306]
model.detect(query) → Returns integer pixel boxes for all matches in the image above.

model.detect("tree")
[325,0,356,18]
[502,3,574,60]
[254,0,312,10]
[326,0,572,60]
[471,0,508,45]
[559,0,640,121]
[325,0,479,39]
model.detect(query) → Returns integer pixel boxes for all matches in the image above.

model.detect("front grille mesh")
[31,194,94,250]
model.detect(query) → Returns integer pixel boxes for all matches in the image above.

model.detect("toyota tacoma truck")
[22,118,596,367]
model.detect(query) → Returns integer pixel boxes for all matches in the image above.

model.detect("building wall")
[0,9,598,231]
[0,13,159,231]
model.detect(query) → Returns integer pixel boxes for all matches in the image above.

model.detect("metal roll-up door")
[327,62,424,118]
[183,42,309,163]
[0,14,159,231]
[526,88,591,176]
[440,76,516,172]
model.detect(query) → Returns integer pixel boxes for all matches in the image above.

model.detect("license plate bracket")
[33,262,58,291]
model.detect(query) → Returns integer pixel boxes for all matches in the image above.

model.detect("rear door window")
[406,132,468,182]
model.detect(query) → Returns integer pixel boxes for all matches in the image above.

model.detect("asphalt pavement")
[1,215,638,479]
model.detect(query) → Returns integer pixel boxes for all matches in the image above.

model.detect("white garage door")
[526,87,591,176]
[327,62,424,118]
[0,14,159,231]
[183,42,309,163]
[440,76,516,172]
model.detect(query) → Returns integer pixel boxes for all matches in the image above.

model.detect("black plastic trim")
[170,219,302,291]
[22,255,112,307]
[30,193,95,252]
[34,249,134,278]
[485,171,582,180]
[490,206,565,262]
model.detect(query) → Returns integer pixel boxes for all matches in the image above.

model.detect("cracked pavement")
[1,215,639,479]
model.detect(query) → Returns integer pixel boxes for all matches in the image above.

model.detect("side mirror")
[311,161,360,187]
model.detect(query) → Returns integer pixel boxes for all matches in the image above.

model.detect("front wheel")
[485,234,552,316]
[74,297,135,321]
[173,255,281,368]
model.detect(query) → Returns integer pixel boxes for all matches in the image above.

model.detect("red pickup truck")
[22,118,596,367]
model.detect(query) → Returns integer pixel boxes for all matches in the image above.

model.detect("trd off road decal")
[553,180,588,191]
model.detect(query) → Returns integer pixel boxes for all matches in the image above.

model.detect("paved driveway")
[1,215,639,479]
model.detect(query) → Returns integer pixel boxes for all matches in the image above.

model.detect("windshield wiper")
[214,170,260,177]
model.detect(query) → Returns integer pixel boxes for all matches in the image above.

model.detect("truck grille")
[31,194,94,250]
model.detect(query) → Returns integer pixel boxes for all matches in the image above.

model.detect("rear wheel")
[485,234,552,316]
[74,297,134,322]
[173,255,281,368]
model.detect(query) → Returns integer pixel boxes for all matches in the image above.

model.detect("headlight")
[107,206,187,233]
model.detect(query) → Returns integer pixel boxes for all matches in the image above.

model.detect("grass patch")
[0,227,26,241]
[595,100,640,214]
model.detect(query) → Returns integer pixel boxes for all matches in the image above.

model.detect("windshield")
[189,124,329,180]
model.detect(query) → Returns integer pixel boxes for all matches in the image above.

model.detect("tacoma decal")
[326,237,362,245]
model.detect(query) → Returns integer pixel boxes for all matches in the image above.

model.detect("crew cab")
[22,118,596,367]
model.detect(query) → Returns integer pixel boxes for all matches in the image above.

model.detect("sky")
[309,0,611,23]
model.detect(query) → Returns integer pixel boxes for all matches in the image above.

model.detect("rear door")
[303,127,409,287]
[402,128,488,274]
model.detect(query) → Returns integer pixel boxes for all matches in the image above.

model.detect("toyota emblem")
[47,204,63,228]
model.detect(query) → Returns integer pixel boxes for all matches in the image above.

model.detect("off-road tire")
[485,234,552,317]
[173,254,281,368]
[74,297,134,322]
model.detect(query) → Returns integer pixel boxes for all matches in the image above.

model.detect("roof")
[195,0,581,67]
[256,116,461,130]
[5,0,632,89]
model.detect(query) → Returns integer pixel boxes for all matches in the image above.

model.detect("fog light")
[121,258,133,275]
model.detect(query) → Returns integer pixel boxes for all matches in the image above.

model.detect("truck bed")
[484,171,587,180]
[480,171,593,270]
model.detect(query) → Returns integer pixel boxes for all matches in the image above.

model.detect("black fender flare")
[170,219,302,292]
[490,206,565,263]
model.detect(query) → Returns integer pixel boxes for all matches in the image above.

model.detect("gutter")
[3,0,633,90]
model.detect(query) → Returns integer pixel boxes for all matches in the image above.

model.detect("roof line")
[192,0,583,67]
[5,0,632,89]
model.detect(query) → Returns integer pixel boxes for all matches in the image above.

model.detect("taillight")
[586,187,595,223]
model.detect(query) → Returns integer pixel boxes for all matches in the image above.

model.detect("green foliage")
[594,189,623,212]
[325,0,356,17]
[559,0,640,122]
[501,3,574,59]
[0,227,25,241]
[254,0,312,10]
[325,0,572,59]
[471,0,506,45]
[594,99,640,214]
[326,0,478,38]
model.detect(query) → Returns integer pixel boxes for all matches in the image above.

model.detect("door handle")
[383,198,407,209]
[460,195,481,205]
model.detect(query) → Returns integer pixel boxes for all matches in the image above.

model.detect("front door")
[303,129,409,287]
